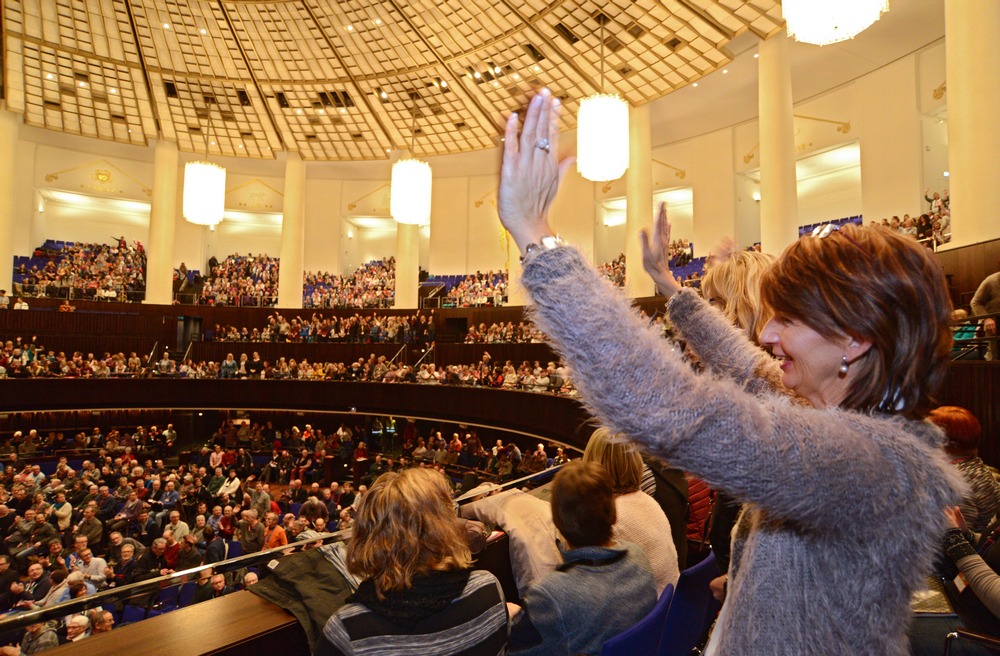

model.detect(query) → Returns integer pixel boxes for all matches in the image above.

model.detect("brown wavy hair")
[761,224,952,419]
[346,468,471,598]
[551,461,616,548]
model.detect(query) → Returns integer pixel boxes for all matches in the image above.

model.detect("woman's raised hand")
[640,202,683,299]
[497,88,575,254]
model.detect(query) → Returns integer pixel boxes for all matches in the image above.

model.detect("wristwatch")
[520,235,565,264]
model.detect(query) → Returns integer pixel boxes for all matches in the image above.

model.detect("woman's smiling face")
[759,315,856,409]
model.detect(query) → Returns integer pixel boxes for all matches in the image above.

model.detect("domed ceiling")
[2,0,782,161]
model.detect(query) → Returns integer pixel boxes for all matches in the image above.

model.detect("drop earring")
[839,354,849,376]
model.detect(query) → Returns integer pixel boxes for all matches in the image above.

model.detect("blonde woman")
[316,468,509,655]
[583,428,679,595]
[700,250,776,344]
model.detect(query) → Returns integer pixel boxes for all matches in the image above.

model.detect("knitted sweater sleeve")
[956,553,1000,618]
[667,288,787,399]
[520,246,957,530]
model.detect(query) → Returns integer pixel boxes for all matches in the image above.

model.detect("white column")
[0,109,17,295]
[757,32,799,255]
[394,222,419,309]
[625,103,654,298]
[146,139,178,305]
[278,151,305,309]
[945,0,1000,247]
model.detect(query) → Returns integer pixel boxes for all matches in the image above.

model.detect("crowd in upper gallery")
[12,237,147,302]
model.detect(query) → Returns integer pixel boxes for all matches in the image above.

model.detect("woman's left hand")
[497,88,575,254]
[945,506,967,531]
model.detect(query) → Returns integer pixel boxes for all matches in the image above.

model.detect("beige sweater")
[615,491,680,595]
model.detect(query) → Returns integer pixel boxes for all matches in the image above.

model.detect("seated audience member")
[931,406,1000,534]
[65,614,91,643]
[176,534,204,571]
[191,568,215,605]
[10,564,51,609]
[73,547,108,589]
[582,428,680,594]
[243,571,259,587]
[263,512,288,550]
[508,461,656,655]
[0,622,58,655]
[88,609,115,635]
[236,509,265,554]
[316,468,509,655]
[203,526,226,564]
[105,543,138,588]
[0,556,20,611]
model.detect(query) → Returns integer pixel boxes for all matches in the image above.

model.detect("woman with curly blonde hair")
[701,250,775,343]
[316,468,509,655]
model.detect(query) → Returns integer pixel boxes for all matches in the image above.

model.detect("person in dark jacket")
[203,526,226,564]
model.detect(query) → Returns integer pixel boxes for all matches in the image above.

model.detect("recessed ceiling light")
[513,73,520,80]
[374,18,382,25]
[693,82,699,87]
[78,81,87,88]
[318,108,326,114]
[494,66,502,74]
[754,53,759,59]
[127,129,132,133]
[45,73,54,80]
[200,28,207,35]
[163,23,171,30]
[722,69,728,74]
[943,171,950,177]
[238,144,243,148]
[386,148,391,153]
[533,65,541,72]
[210,140,216,145]
[109,88,118,94]
[345,25,353,31]
[340,108,347,114]
[473,71,482,79]
[380,91,388,99]
[440,80,448,88]
[296,108,303,115]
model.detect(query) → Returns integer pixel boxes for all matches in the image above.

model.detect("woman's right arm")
[956,553,1000,617]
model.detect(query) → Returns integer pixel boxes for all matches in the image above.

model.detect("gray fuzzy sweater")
[520,246,964,656]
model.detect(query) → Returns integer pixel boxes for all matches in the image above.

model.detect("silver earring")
[839,355,849,376]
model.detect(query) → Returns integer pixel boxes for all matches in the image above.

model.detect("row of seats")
[797,215,864,238]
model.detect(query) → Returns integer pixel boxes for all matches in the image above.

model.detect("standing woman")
[315,468,509,655]
[497,88,962,655]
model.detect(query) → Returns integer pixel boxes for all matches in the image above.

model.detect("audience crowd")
[442,271,508,307]
[13,239,147,302]
[872,189,951,247]
[208,310,434,345]
[198,253,279,307]
[304,258,395,309]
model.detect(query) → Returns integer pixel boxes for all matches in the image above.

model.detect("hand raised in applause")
[640,202,683,299]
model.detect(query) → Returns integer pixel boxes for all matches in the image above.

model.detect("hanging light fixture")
[783,0,889,46]
[390,104,432,226]
[577,16,629,182]
[183,107,226,226]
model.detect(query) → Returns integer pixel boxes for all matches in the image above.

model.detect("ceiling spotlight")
[492,81,500,88]
[340,108,347,114]
[440,80,448,88]
[386,148,391,153]
[345,24,354,31]
[722,69,728,74]
[943,171,950,177]
[163,23,171,29]
[754,53,759,59]
[238,144,244,148]
[45,73,54,80]
[78,81,87,88]
[493,66,502,74]
[533,65,541,72]
[473,71,482,79]
[109,88,118,94]
[296,108,303,114]
[210,140,216,145]
[513,73,521,80]
[318,108,326,114]
[200,28,207,35]
[374,18,382,25]
[380,90,388,99]
[693,82,699,87]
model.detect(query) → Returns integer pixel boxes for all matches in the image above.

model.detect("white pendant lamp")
[783,0,890,46]
[183,161,226,226]
[390,158,432,226]
[390,106,432,226]
[183,109,226,227]
[577,17,629,182]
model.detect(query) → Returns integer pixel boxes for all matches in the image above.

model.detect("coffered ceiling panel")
[3,0,783,161]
